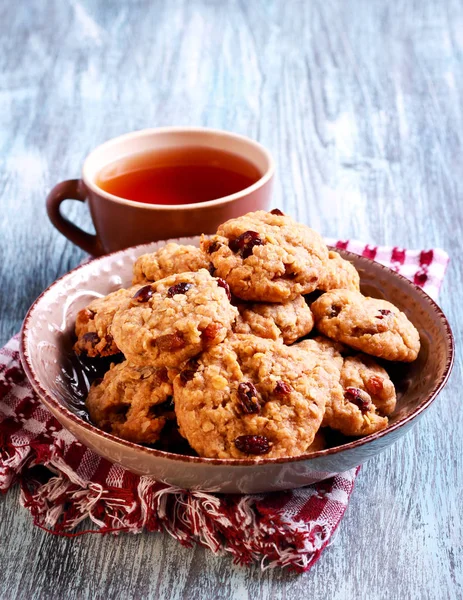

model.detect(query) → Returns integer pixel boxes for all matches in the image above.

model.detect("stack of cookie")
[74,210,420,459]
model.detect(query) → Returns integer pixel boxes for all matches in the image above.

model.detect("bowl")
[20,238,454,494]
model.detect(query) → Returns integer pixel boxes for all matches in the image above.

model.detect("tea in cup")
[46,127,275,256]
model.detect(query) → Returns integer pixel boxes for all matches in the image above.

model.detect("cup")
[46,127,275,256]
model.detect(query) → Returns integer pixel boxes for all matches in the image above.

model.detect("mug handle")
[46,180,104,256]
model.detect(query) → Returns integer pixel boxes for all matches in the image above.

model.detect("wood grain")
[1,0,462,598]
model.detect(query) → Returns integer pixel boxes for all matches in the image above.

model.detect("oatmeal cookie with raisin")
[133,242,210,284]
[86,361,175,444]
[74,285,141,357]
[311,289,420,361]
[324,383,389,437]
[112,269,238,369]
[297,337,389,436]
[233,295,314,344]
[318,251,360,292]
[340,354,396,416]
[173,334,333,459]
[201,210,329,302]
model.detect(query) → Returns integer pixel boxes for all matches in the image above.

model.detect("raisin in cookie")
[311,289,420,362]
[112,269,238,369]
[133,243,210,285]
[318,251,360,292]
[201,210,329,302]
[297,337,388,436]
[74,285,141,357]
[86,361,175,444]
[173,334,333,459]
[233,295,314,344]
[324,382,389,437]
[341,354,396,416]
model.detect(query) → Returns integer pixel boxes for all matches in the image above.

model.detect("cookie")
[323,382,389,437]
[306,430,326,453]
[340,354,396,416]
[111,269,238,369]
[133,242,211,285]
[86,361,175,444]
[311,289,420,362]
[173,334,332,459]
[201,210,329,302]
[318,251,360,292]
[296,336,345,368]
[74,285,141,357]
[297,337,389,436]
[233,295,314,344]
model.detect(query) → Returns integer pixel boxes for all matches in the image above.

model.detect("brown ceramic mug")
[46,127,275,256]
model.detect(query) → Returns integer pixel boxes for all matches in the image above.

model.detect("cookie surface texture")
[133,243,210,284]
[201,210,329,302]
[318,251,360,292]
[112,269,238,368]
[340,354,396,416]
[173,334,331,459]
[74,285,142,357]
[298,337,389,436]
[311,289,420,361]
[86,361,174,444]
[233,295,314,344]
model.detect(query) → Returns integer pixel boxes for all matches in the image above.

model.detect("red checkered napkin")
[0,242,448,572]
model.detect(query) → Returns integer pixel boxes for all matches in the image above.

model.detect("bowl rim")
[20,240,455,467]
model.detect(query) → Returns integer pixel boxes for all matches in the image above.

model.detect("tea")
[96,146,262,205]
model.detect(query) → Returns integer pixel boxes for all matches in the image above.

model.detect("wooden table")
[1,1,461,598]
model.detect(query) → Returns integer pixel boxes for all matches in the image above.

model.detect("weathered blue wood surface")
[0,1,461,598]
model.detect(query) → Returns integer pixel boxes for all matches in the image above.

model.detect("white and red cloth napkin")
[0,241,448,572]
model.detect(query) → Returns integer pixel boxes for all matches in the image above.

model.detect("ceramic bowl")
[20,239,454,494]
